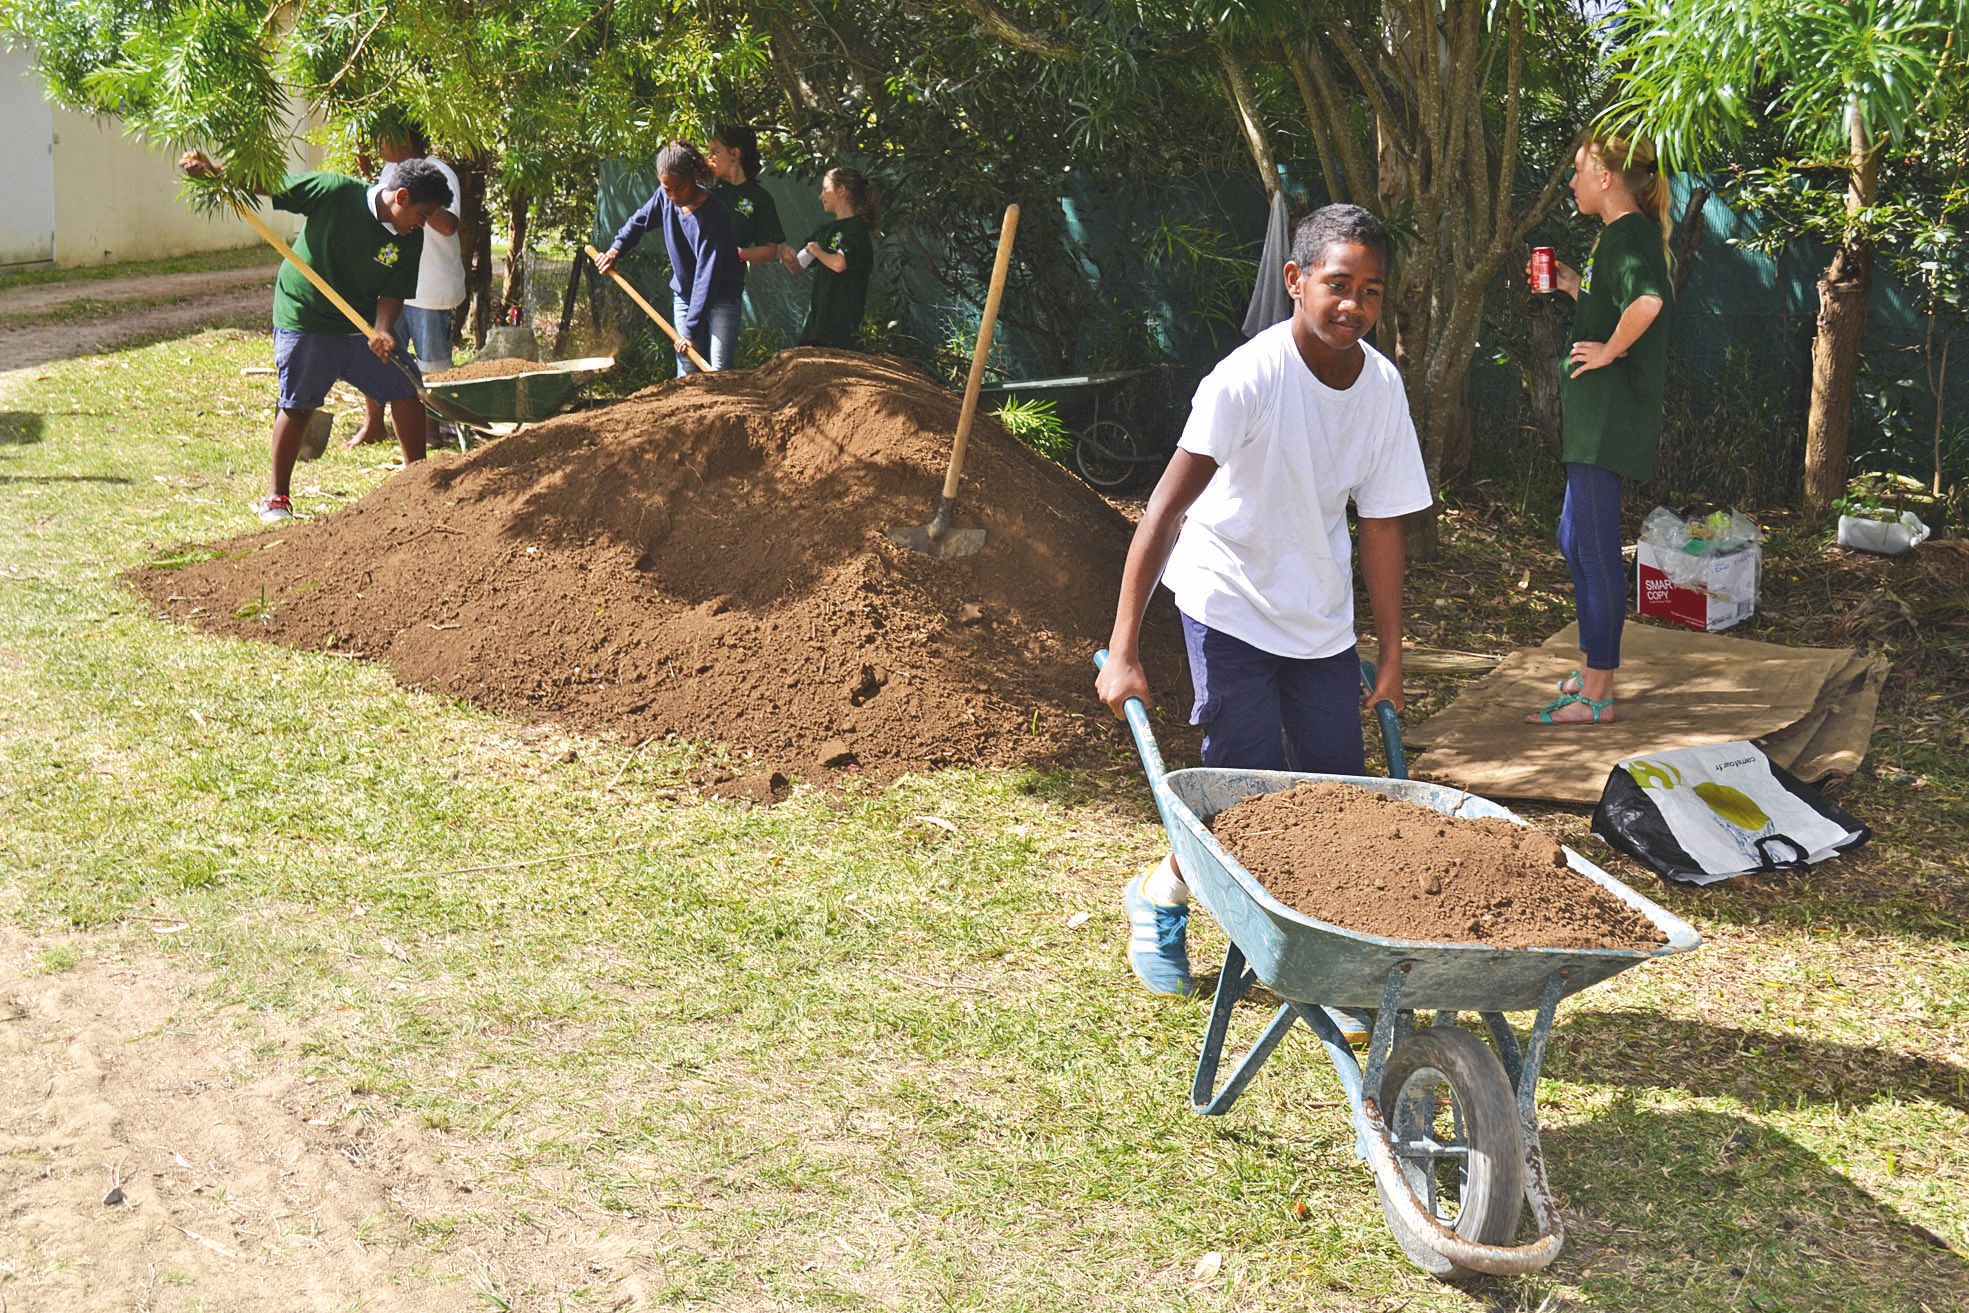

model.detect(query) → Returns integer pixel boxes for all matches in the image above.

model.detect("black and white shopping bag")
[1591,740,1869,885]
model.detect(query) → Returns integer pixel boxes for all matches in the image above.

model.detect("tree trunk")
[1524,293,1568,459]
[1802,243,1873,514]
[555,251,586,357]
[1671,183,1710,299]
[501,186,530,320]
[455,160,495,348]
[1802,111,1882,517]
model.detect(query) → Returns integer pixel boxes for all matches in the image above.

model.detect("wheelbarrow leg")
[1191,942,1298,1116]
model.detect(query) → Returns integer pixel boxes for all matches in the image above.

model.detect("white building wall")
[0,49,58,265]
[4,46,317,269]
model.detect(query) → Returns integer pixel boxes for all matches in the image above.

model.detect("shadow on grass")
[0,411,45,446]
[1553,1011,1968,1115]
[1532,1105,1966,1312]
[1622,851,1969,947]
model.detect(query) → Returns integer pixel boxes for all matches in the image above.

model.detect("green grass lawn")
[1,327,1964,1310]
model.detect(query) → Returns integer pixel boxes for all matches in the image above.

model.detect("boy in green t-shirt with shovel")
[180,149,452,524]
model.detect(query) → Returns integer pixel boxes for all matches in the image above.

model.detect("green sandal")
[1556,668,1584,696]
[1532,692,1614,724]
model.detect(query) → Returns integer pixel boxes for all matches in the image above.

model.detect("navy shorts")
[274,328,421,410]
[1180,612,1366,775]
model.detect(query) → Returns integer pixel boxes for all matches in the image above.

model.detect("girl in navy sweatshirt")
[593,142,742,373]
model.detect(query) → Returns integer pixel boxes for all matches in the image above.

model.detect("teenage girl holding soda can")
[1524,133,1673,725]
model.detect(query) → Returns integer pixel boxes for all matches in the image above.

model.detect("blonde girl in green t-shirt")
[1526,133,1673,726]
[779,166,878,349]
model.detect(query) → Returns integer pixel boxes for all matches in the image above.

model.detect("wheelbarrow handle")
[1357,659,1408,781]
[1093,649,1169,793]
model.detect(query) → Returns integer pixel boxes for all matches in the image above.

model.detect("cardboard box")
[1636,539,1760,632]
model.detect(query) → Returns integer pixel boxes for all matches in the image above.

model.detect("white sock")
[1142,855,1189,906]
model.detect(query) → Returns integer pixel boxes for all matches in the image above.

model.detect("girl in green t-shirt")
[780,167,878,350]
[707,125,786,276]
[1526,133,1672,726]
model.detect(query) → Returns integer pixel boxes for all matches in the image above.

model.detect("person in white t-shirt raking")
[1094,203,1435,1000]
[351,120,466,447]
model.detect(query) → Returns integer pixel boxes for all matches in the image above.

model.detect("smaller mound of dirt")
[1211,782,1666,950]
[428,357,547,382]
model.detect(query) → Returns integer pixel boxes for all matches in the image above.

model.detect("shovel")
[583,245,714,373]
[887,202,1019,560]
[233,204,496,434]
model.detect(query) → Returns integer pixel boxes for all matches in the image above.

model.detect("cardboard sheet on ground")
[1404,623,1883,804]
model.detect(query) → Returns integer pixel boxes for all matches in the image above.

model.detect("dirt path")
[0,927,653,1311]
[0,265,276,372]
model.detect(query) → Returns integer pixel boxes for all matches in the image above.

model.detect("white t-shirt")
[1160,320,1434,660]
[380,156,466,311]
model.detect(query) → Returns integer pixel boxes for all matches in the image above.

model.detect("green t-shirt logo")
[376,243,401,268]
[734,197,755,217]
[1580,256,1594,295]
[828,232,845,253]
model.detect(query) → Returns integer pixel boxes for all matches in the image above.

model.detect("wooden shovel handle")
[235,203,387,341]
[944,204,1020,500]
[585,244,713,373]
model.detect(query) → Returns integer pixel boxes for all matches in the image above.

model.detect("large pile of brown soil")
[1211,782,1666,950]
[132,349,1188,783]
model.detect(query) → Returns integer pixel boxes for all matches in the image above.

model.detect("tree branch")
[953,0,1083,61]
[1216,41,1279,195]
[1285,32,1376,203]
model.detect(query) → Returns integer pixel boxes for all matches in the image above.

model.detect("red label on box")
[1637,559,1710,630]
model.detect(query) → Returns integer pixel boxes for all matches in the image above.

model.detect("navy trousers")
[1180,612,1365,775]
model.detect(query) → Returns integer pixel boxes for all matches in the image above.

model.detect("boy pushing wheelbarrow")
[1094,204,1434,1005]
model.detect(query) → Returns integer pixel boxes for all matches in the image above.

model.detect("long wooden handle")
[585,244,714,373]
[944,203,1020,500]
[235,203,380,339]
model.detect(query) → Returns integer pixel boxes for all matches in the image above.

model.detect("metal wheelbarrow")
[422,356,617,430]
[1094,650,1701,1280]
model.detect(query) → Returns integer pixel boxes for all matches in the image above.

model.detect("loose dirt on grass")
[1211,781,1667,949]
[130,349,1189,784]
[0,927,549,1311]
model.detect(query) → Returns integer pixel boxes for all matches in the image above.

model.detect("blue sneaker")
[1124,870,1193,996]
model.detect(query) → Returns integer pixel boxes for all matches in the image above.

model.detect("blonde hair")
[1587,133,1672,272]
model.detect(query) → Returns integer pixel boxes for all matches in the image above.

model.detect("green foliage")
[50,0,291,212]
[1605,0,1969,172]
[990,397,1070,464]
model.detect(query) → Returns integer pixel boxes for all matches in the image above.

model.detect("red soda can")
[1529,247,1557,293]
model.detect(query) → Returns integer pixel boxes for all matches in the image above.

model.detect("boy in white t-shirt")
[352,120,465,447]
[1094,204,1434,998]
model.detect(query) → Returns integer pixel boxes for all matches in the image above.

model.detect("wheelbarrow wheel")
[1074,419,1141,490]
[1373,1025,1526,1281]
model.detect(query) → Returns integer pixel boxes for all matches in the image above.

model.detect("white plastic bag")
[1836,511,1930,556]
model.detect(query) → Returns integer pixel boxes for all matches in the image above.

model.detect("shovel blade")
[886,524,987,559]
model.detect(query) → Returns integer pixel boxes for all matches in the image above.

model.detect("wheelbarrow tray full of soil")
[1159,766,1697,1013]
[423,356,616,425]
[1094,649,1699,1283]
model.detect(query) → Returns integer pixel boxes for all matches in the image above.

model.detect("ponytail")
[826,166,881,235]
[1588,133,1672,275]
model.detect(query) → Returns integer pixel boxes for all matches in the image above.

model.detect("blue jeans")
[400,306,453,374]
[1180,613,1366,775]
[1558,462,1627,670]
[673,295,742,374]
